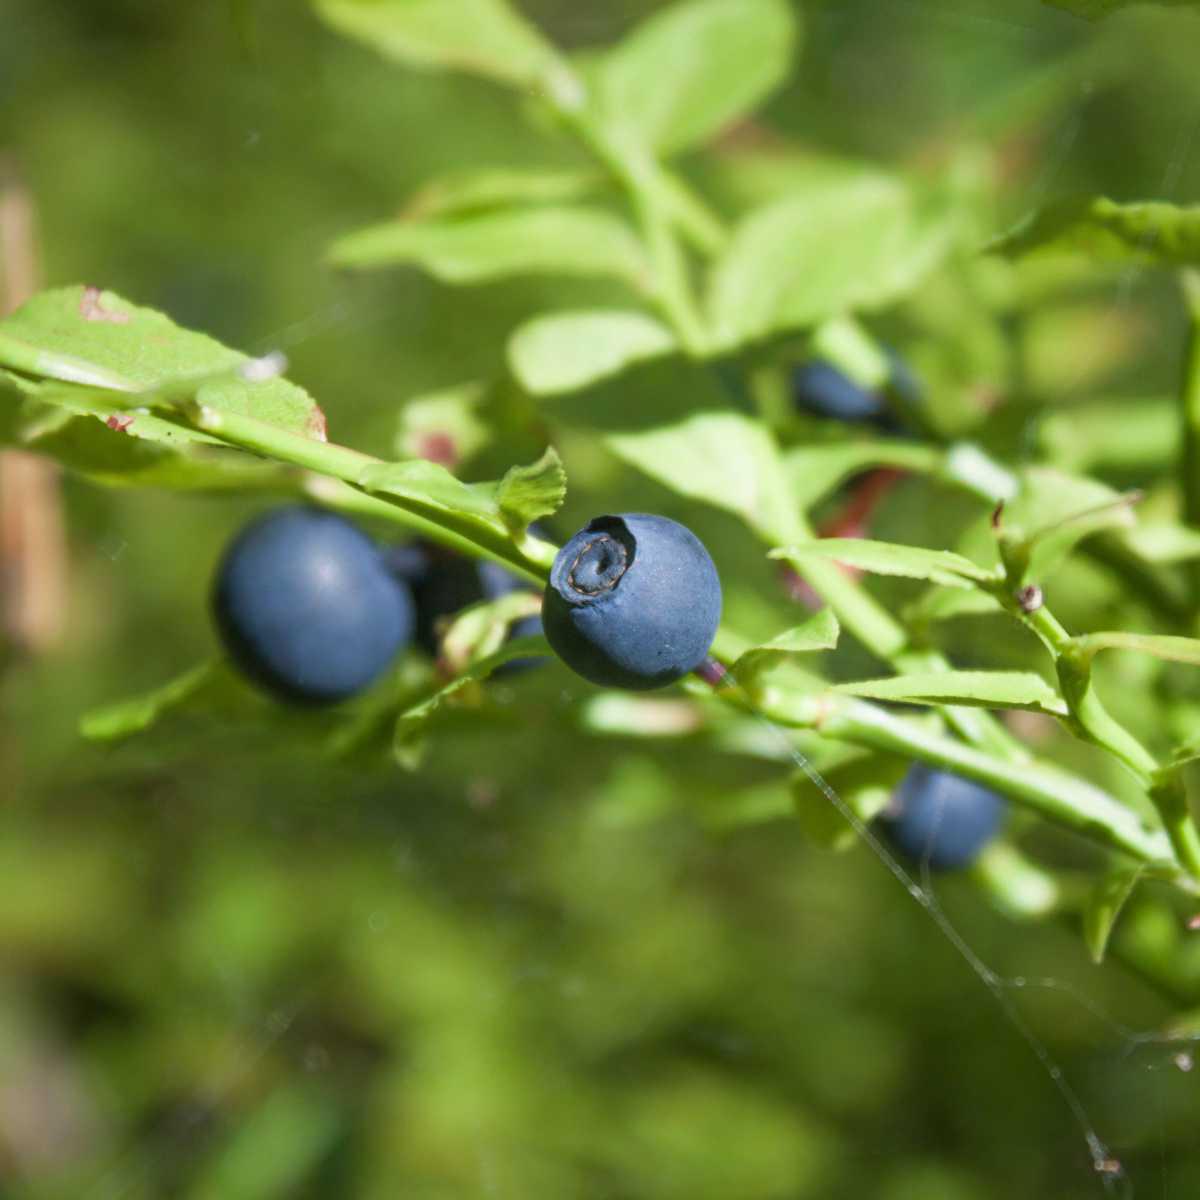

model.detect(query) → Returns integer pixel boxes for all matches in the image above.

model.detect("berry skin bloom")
[880,764,1007,871]
[543,513,721,691]
[212,506,415,705]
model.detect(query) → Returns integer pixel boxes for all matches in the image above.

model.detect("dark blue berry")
[543,514,721,691]
[792,360,886,424]
[880,765,1006,871]
[212,506,414,705]
[791,358,913,433]
[386,544,543,672]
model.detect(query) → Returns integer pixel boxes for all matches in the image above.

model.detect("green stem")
[760,689,1183,875]
[1015,602,1160,783]
[176,401,552,583]
[627,169,709,352]
[1149,771,1200,883]
[1178,269,1200,598]
[778,505,1025,762]
[548,90,709,352]
[655,168,729,256]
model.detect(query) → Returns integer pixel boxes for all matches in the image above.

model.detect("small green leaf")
[999,467,1136,580]
[905,586,1004,626]
[781,442,937,510]
[988,196,1200,266]
[1083,866,1143,964]
[312,0,563,89]
[508,309,676,396]
[771,539,995,588]
[708,175,956,348]
[329,207,649,289]
[0,287,324,437]
[441,589,543,673]
[973,844,1061,921]
[731,610,839,687]
[939,443,1020,504]
[591,0,798,156]
[580,694,706,738]
[835,670,1067,715]
[1044,0,1199,19]
[1072,631,1200,668]
[606,411,798,543]
[1120,522,1200,564]
[189,1087,342,1200]
[494,445,566,535]
[394,635,551,768]
[18,402,292,491]
[1038,397,1177,473]
[81,661,224,742]
[356,457,499,519]
[401,166,598,220]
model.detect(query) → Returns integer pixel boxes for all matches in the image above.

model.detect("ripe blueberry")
[212,506,415,704]
[386,544,544,671]
[543,513,721,690]
[791,357,915,433]
[879,764,1006,871]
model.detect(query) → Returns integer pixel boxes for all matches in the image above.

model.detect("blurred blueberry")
[791,355,920,434]
[386,541,544,673]
[212,506,414,705]
[880,764,1006,871]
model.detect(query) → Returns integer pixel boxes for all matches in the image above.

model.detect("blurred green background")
[3,1,1200,1196]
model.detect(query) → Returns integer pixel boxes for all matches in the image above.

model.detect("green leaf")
[507,309,677,396]
[973,844,1061,921]
[835,670,1067,715]
[988,196,1200,266]
[1072,631,1200,668]
[494,446,566,535]
[0,287,324,437]
[591,0,798,156]
[771,539,995,588]
[606,411,798,543]
[328,207,649,289]
[441,589,543,673]
[189,1087,342,1200]
[905,586,1004,627]
[80,661,224,742]
[1044,0,1200,18]
[1038,396,1177,473]
[312,0,563,89]
[1120,522,1200,564]
[731,610,839,687]
[708,175,956,349]
[17,402,293,491]
[580,694,706,738]
[1083,866,1143,965]
[394,635,551,768]
[401,166,598,221]
[781,441,936,510]
[355,456,501,519]
[1000,467,1137,579]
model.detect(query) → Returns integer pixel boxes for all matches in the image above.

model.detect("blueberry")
[212,506,415,704]
[791,358,910,433]
[543,513,721,690]
[880,765,1006,871]
[385,544,543,671]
